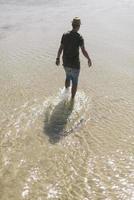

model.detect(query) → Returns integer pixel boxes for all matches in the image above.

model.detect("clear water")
[0,0,134,199]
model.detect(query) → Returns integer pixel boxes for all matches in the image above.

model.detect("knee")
[72,83,77,89]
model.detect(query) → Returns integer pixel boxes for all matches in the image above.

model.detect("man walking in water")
[56,17,92,100]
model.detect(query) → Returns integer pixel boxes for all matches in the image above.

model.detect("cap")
[72,17,81,26]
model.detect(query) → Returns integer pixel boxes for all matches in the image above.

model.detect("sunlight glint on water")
[0,0,134,199]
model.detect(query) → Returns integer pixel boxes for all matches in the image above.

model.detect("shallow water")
[0,0,134,199]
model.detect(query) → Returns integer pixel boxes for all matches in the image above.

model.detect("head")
[72,17,81,31]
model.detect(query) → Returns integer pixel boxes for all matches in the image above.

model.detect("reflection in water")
[44,100,74,144]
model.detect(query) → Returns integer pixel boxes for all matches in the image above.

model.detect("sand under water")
[0,0,134,199]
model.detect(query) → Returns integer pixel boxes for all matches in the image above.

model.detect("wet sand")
[0,0,134,199]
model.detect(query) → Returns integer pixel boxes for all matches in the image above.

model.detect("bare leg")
[71,84,77,99]
[65,78,70,88]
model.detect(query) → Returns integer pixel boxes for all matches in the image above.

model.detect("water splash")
[44,88,91,143]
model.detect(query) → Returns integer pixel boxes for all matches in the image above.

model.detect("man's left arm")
[81,45,92,67]
[79,35,92,67]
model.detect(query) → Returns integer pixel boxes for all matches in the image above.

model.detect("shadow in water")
[44,100,74,144]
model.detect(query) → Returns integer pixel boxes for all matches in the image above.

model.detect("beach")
[0,0,134,199]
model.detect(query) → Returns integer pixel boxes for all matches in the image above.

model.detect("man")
[56,17,92,100]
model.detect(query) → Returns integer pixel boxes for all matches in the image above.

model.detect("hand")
[56,58,60,66]
[88,59,92,67]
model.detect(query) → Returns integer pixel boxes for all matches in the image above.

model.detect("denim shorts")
[64,67,80,85]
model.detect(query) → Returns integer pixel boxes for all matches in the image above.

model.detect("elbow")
[82,49,86,55]
[60,44,64,50]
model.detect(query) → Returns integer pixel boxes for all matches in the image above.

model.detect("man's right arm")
[81,45,92,67]
[56,44,64,66]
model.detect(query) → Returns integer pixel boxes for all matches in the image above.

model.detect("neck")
[72,29,78,32]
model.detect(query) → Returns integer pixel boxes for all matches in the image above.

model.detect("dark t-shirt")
[61,31,84,69]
